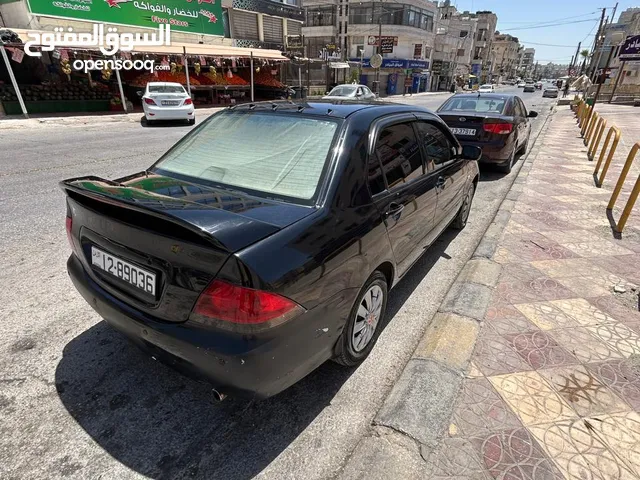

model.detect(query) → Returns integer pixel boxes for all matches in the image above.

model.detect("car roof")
[147,82,183,87]
[228,100,436,120]
[446,93,513,100]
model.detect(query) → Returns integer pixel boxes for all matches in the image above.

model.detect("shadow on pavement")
[140,116,193,128]
[55,229,459,479]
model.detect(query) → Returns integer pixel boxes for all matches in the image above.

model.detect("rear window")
[439,97,506,114]
[328,86,357,96]
[149,85,185,93]
[152,111,339,202]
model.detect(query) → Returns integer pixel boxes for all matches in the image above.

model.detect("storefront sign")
[352,58,429,70]
[379,37,394,54]
[431,59,442,74]
[367,36,398,47]
[26,0,224,37]
[413,44,422,59]
[620,34,640,61]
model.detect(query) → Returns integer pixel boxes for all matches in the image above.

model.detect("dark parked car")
[62,101,481,399]
[436,93,538,173]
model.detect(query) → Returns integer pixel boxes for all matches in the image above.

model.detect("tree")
[579,49,590,75]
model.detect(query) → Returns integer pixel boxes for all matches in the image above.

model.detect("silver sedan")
[323,84,377,100]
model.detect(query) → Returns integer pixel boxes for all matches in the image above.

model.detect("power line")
[505,18,601,31]
[496,12,599,25]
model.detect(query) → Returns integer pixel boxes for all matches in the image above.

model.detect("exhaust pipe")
[212,388,227,402]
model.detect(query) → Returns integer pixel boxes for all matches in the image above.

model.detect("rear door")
[369,116,438,277]
[513,97,527,149]
[414,119,466,231]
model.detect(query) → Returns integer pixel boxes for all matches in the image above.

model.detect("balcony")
[232,0,304,21]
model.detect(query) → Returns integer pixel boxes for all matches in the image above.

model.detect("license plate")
[451,128,476,136]
[91,246,156,296]
[161,100,180,106]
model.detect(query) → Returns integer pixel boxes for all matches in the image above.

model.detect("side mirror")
[137,91,143,97]
[356,92,362,97]
[527,110,538,118]
[460,145,482,161]
[325,91,330,95]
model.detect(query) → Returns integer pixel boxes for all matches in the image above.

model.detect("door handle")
[436,176,446,189]
[386,202,404,219]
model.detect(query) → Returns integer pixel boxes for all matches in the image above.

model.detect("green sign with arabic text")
[26,0,224,36]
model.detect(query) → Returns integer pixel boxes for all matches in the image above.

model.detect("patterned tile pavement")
[432,107,640,479]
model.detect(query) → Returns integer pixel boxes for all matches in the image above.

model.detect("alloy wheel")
[351,285,384,352]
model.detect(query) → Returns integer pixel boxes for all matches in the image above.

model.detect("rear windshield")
[439,97,506,114]
[328,86,356,96]
[153,111,339,202]
[149,85,185,93]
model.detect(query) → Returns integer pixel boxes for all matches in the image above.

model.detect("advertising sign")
[413,44,422,59]
[352,58,429,70]
[26,0,224,36]
[367,35,398,46]
[619,34,640,61]
[379,37,394,54]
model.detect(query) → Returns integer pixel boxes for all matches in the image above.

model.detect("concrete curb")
[338,107,556,478]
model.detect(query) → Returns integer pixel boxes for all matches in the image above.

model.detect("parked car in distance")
[141,82,195,125]
[478,84,495,93]
[517,81,526,88]
[323,84,377,100]
[62,101,481,400]
[523,82,536,93]
[436,93,538,173]
[543,86,559,98]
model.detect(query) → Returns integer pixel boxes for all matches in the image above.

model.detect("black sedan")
[437,93,538,173]
[62,101,480,399]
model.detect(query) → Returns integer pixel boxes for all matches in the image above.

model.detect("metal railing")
[607,143,640,233]
[593,126,621,187]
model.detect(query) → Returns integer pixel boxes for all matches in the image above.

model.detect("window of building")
[306,6,336,27]
[457,49,465,57]
[307,36,336,59]
[349,3,433,31]
[460,30,468,37]
[232,10,259,41]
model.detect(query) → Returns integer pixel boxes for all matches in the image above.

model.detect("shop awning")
[9,28,288,60]
[329,62,350,69]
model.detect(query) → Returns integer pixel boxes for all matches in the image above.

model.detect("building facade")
[302,0,436,95]
[518,47,535,78]
[432,3,478,90]
[491,32,520,82]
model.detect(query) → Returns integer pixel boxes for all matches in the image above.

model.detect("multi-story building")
[592,8,640,87]
[302,0,436,95]
[518,47,535,78]
[470,10,497,83]
[491,32,520,82]
[432,2,477,90]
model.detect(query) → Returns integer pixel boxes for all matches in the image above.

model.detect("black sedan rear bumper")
[456,139,515,165]
[67,254,351,399]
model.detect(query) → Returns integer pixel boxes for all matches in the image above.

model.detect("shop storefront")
[0,0,289,116]
[351,57,429,96]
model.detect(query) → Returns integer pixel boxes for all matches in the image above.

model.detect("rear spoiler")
[59,176,279,253]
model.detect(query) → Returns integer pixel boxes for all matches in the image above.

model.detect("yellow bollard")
[584,112,599,145]
[616,175,640,233]
[594,126,621,187]
[608,143,640,213]
[580,104,592,130]
[588,117,607,161]
[581,106,595,137]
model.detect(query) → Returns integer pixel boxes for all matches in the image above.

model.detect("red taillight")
[183,98,193,105]
[143,97,156,105]
[65,216,74,251]
[483,123,513,134]
[191,280,303,328]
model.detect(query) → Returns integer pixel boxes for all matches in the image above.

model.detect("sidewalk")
[426,106,640,479]
[0,106,225,129]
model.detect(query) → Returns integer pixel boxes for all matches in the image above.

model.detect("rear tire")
[188,118,196,125]
[451,182,475,230]
[333,272,388,367]
[497,148,515,173]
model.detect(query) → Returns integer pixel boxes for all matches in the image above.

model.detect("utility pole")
[589,7,607,74]
[570,41,581,75]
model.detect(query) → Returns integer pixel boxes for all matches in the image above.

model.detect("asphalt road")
[0,87,556,479]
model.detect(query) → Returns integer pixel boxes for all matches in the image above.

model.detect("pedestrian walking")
[563,82,570,98]
[450,82,456,93]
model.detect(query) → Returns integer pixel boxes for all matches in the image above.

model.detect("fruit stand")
[0,82,112,115]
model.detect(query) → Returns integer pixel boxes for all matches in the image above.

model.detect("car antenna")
[327,108,333,115]
[297,105,306,112]
[248,103,256,110]
[271,103,278,110]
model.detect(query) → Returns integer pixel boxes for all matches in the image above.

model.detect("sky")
[451,0,640,65]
